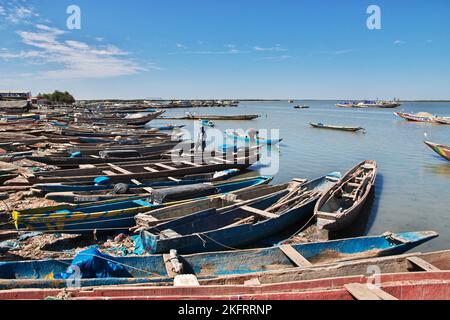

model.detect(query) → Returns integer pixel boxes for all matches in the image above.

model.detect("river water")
[159,101,450,252]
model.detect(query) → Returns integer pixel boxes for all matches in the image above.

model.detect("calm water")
[159,101,450,252]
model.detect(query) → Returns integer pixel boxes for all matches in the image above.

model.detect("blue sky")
[0,0,449,99]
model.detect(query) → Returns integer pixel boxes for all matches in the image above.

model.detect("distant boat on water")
[294,105,310,109]
[310,122,365,133]
[337,100,401,108]
[394,112,437,123]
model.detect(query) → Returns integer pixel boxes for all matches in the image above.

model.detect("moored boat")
[424,141,450,161]
[314,160,377,232]
[394,112,437,123]
[226,130,283,145]
[12,176,272,232]
[310,122,365,132]
[140,172,341,254]
[0,231,438,290]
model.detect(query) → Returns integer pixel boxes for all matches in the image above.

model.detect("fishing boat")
[12,176,272,232]
[43,170,245,203]
[147,124,185,131]
[0,231,438,289]
[424,141,450,161]
[310,122,365,132]
[394,112,437,123]
[28,153,258,184]
[74,110,165,126]
[164,114,260,121]
[358,100,402,108]
[200,247,449,286]
[34,169,242,193]
[199,119,215,127]
[336,102,361,108]
[134,177,309,229]
[226,131,283,145]
[435,117,450,125]
[294,105,309,109]
[140,173,341,254]
[314,160,377,232]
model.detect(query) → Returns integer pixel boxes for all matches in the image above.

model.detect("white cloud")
[258,55,292,61]
[332,49,354,55]
[394,40,405,45]
[253,45,287,52]
[176,43,187,49]
[1,24,147,79]
[0,6,6,16]
[5,5,39,24]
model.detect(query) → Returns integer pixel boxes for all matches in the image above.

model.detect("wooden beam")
[102,170,117,176]
[240,205,278,219]
[182,160,200,167]
[107,163,132,175]
[279,245,313,267]
[154,163,177,170]
[407,257,441,271]
[345,283,398,300]
[144,167,159,173]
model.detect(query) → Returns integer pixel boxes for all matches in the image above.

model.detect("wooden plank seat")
[279,244,313,267]
[240,205,279,219]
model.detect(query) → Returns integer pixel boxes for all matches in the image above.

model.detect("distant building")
[0,91,31,101]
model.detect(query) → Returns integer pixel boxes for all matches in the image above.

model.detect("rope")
[282,214,316,243]
[194,233,240,251]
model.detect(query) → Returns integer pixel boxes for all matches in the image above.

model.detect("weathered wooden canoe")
[67,271,450,300]
[28,154,258,184]
[424,141,450,161]
[134,178,309,230]
[12,176,272,232]
[310,122,365,132]
[201,248,450,286]
[75,110,165,125]
[225,131,283,145]
[163,114,260,121]
[315,160,377,232]
[34,169,242,193]
[0,231,438,289]
[140,173,341,254]
[42,170,244,203]
[394,112,437,123]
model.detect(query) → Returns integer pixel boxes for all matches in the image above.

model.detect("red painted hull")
[1,271,449,300]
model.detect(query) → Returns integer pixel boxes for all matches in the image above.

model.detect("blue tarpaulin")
[55,246,130,279]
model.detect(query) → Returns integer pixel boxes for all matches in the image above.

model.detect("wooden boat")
[12,176,272,232]
[43,170,244,203]
[226,131,283,145]
[148,124,185,131]
[65,271,450,300]
[28,153,258,184]
[140,173,341,254]
[314,160,377,232]
[134,178,311,230]
[163,114,260,121]
[0,231,438,289]
[394,112,437,123]
[200,248,450,286]
[294,105,309,109]
[435,117,450,125]
[424,141,450,161]
[310,122,365,132]
[34,169,242,193]
[199,119,215,127]
[75,110,165,126]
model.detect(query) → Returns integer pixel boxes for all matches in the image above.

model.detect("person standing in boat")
[195,124,207,161]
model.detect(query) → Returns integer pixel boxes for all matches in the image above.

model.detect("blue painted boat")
[226,131,283,145]
[33,169,242,193]
[146,124,186,131]
[13,176,272,233]
[0,231,438,289]
[140,173,342,254]
[200,119,215,127]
